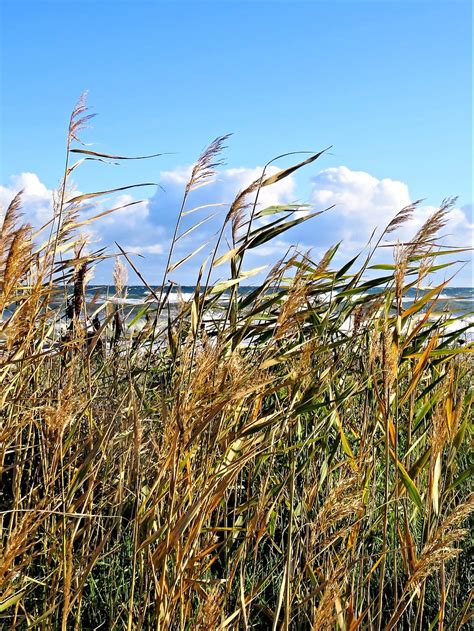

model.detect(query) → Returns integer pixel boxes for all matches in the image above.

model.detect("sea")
[81,285,474,318]
[80,285,474,314]
[2,286,472,344]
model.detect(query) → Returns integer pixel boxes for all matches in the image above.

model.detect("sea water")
[82,285,474,315]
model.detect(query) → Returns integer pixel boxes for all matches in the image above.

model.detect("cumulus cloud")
[125,244,164,255]
[0,172,53,225]
[311,166,411,234]
[159,165,296,208]
[90,194,165,248]
[1,166,471,284]
[0,166,300,282]
[0,177,165,255]
[133,165,301,280]
[310,166,472,259]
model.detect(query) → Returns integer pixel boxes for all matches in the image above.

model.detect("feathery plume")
[185,134,231,194]
[68,91,96,145]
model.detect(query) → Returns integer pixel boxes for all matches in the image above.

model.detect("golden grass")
[0,95,472,629]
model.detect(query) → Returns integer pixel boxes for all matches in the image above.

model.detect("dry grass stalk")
[0,99,471,629]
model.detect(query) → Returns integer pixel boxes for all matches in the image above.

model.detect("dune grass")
[0,95,472,629]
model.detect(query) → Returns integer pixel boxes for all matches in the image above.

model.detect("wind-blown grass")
[0,95,472,630]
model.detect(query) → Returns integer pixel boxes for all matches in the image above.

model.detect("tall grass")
[0,95,472,629]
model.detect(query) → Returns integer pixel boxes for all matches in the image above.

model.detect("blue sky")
[1,0,472,284]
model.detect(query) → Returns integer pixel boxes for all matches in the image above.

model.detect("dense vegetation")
[1,95,472,629]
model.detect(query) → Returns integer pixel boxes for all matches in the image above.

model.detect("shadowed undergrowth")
[0,95,472,630]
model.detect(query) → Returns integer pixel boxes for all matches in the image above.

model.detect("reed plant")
[0,95,472,629]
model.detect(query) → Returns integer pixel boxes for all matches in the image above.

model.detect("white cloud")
[0,177,166,257]
[125,244,164,255]
[309,166,472,284]
[311,165,472,246]
[0,172,53,226]
[89,194,165,248]
[1,167,471,285]
[0,167,299,282]
[311,166,411,229]
[248,239,294,258]
[157,165,297,211]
